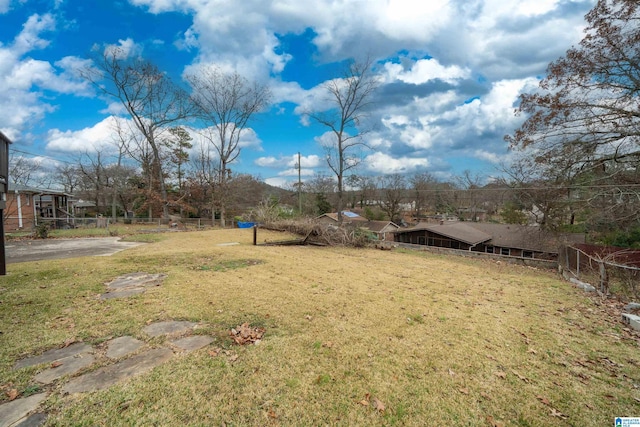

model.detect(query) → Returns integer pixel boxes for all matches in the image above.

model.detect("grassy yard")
[0,229,638,426]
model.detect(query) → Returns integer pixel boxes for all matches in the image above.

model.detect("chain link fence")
[559,244,640,298]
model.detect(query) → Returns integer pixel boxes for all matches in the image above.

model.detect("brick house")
[4,184,75,230]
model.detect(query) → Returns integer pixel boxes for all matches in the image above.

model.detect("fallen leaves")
[494,371,507,379]
[208,347,239,363]
[358,393,385,413]
[267,408,277,419]
[6,388,18,401]
[50,361,63,368]
[511,370,529,383]
[537,395,551,406]
[372,397,385,412]
[230,323,265,345]
[485,415,504,427]
[537,395,568,419]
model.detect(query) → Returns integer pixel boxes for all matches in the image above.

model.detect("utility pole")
[297,152,302,214]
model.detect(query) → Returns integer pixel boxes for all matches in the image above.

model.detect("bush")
[34,223,49,239]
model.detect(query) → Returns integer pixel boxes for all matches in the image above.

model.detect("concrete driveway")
[5,237,145,263]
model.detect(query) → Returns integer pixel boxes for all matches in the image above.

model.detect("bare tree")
[506,0,640,230]
[83,48,191,219]
[308,58,379,223]
[187,67,271,227]
[303,173,336,215]
[54,164,81,194]
[456,170,486,222]
[76,149,109,214]
[9,154,43,187]
[377,173,407,224]
[410,172,438,220]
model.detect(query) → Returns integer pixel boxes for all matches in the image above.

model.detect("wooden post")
[0,214,5,275]
[253,225,257,246]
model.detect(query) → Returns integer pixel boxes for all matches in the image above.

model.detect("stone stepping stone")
[170,336,214,352]
[0,393,47,427]
[34,354,95,384]
[143,321,197,338]
[106,336,144,359]
[100,273,167,300]
[63,348,173,395]
[14,343,93,370]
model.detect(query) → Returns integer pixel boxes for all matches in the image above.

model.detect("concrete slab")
[0,393,47,427]
[143,321,197,337]
[569,277,596,292]
[106,336,144,359]
[34,354,95,384]
[106,273,167,290]
[170,336,214,352]
[622,313,640,332]
[63,348,173,394]
[14,343,93,370]
[13,412,46,427]
[6,237,144,264]
[625,302,640,312]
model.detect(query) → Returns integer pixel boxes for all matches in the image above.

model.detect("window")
[500,248,510,256]
[418,236,426,245]
[486,246,494,254]
[523,251,534,258]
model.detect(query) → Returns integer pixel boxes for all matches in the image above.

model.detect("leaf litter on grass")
[230,322,265,345]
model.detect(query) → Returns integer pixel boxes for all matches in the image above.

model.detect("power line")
[10,148,74,165]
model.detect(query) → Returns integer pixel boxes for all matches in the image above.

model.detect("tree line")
[7,0,640,247]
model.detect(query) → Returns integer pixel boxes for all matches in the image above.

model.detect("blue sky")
[0,0,596,188]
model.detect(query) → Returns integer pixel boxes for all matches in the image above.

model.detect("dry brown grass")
[1,228,638,426]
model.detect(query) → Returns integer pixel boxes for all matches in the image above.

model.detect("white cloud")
[45,116,124,153]
[104,38,143,59]
[190,125,263,156]
[255,154,320,168]
[277,168,315,177]
[12,13,55,54]
[364,152,429,174]
[383,58,470,85]
[264,177,290,188]
[0,0,10,14]
[0,14,95,137]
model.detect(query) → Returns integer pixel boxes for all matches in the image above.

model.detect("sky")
[0,0,597,188]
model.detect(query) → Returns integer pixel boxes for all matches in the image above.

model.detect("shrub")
[34,223,49,239]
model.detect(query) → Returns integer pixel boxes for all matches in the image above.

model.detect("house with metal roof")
[316,211,369,224]
[393,221,585,260]
[316,211,399,241]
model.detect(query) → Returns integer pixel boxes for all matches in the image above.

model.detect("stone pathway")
[1,271,217,427]
[100,272,167,300]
